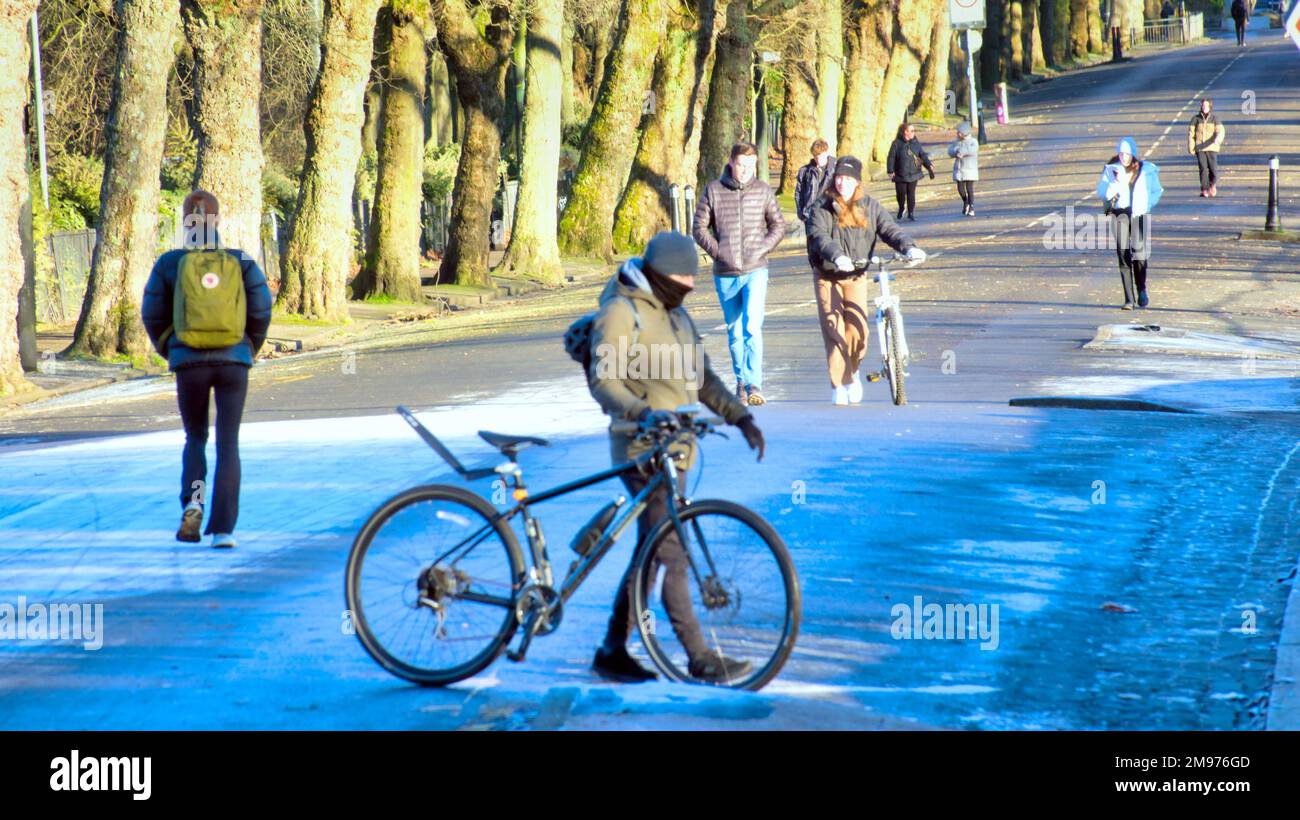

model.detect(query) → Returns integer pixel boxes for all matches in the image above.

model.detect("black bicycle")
[344,405,801,690]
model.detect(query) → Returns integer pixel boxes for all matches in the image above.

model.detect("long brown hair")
[831,183,870,229]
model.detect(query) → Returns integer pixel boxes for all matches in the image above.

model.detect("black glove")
[637,407,680,432]
[927,167,936,180]
[736,415,765,462]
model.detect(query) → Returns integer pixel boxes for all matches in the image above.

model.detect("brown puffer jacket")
[692,165,786,277]
[1187,111,1225,154]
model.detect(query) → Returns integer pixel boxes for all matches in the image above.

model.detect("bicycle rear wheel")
[884,306,908,406]
[631,499,800,690]
[345,484,524,686]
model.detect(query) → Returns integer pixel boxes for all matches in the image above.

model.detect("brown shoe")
[176,505,203,543]
[745,385,766,406]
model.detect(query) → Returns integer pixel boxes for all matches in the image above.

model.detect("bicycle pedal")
[865,372,882,382]
[505,649,526,663]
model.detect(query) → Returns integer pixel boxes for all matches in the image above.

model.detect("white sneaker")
[846,378,863,404]
[831,386,849,406]
[210,532,237,549]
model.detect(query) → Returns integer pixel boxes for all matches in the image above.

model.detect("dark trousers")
[1234,18,1246,46]
[1112,212,1150,301]
[1195,151,1218,189]
[176,364,249,535]
[956,180,975,208]
[894,179,918,217]
[604,467,709,659]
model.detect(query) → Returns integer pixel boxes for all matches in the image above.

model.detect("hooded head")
[1116,137,1138,161]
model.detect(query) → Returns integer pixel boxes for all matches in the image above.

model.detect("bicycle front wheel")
[345,484,525,686]
[884,306,908,406]
[631,499,800,690]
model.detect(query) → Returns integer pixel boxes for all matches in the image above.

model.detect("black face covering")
[645,267,693,309]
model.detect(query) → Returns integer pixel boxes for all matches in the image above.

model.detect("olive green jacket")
[586,259,751,470]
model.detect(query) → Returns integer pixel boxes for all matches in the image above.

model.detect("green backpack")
[172,250,246,349]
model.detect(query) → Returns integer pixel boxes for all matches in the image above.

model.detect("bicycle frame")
[872,263,910,365]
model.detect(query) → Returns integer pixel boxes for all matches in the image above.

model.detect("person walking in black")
[142,191,272,549]
[1231,0,1249,47]
[886,122,935,222]
[794,138,835,226]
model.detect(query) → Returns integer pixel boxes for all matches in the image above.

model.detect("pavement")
[2,20,1299,730]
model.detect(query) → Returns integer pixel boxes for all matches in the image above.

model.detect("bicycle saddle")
[478,430,551,456]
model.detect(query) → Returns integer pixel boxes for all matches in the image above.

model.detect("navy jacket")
[141,248,273,370]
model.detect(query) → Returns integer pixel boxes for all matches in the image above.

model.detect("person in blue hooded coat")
[1097,137,1163,309]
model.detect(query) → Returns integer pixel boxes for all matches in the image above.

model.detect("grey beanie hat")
[957,122,972,137]
[643,231,700,278]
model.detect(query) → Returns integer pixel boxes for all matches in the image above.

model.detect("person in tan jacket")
[585,231,764,684]
[1188,98,1226,197]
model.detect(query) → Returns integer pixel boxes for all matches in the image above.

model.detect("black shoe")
[593,645,657,683]
[688,651,752,683]
[1137,290,1149,308]
[896,210,904,220]
[176,506,202,543]
[906,214,916,222]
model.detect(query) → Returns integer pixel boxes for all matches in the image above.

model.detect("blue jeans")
[713,267,768,389]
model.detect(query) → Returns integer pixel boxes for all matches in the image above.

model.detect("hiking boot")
[593,644,657,683]
[688,651,752,683]
[745,385,766,406]
[211,532,237,549]
[176,504,202,543]
[735,383,747,402]
[1138,290,1149,308]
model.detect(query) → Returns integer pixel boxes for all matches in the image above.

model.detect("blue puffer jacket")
[141,248,273,370]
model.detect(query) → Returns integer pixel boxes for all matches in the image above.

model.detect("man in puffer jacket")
[586,231,765,684]
[1187,97,1226,197]
[692,140,786,407]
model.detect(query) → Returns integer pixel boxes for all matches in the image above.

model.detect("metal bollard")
[683,185,696,228]
[1266,155,1282,232]
[670,184,681,233]
[977,101,988,145]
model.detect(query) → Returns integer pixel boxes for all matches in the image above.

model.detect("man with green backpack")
[142,191,272,549]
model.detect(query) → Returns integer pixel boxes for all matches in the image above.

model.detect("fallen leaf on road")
[1101,601,1138,614]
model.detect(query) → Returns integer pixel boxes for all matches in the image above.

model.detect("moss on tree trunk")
[498,0,564,284]
[183,0,266,266]
[67,0,179,361]
[558,0,664,261]
[779,55,817,196]
[1070,0,1090,58]
[354,3,429,301]
[0,0,41,397]
[1087,0,1105,53]
[916,7,953,121]
[279,0,380,319]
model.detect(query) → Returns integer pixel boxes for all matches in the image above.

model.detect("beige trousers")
[814,271,871,388]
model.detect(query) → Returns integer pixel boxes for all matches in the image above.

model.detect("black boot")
[593,644,657,683]
[688,651,752,684]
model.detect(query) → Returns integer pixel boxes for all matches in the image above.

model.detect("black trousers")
[956,180,975,208]
[176,363,249,535]
[894,179,918,217]
[1112,212,1150,301]
[604,467,709,659]
[1196,151,1218,189]
[1234,17,1246,46]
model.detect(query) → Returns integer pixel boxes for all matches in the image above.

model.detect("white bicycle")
[852,253,919,406]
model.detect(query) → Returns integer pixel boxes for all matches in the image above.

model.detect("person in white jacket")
[947,122,979,216]
[1097,137,1163,309]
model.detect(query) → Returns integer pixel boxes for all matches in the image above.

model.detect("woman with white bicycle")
[805,156,926,406]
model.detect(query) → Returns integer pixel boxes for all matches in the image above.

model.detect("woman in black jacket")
[805,156,925,406]
[886,122,935,222]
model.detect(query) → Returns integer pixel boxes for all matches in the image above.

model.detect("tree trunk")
[696,0,753,188]
[590,17,614,98]
[66,0,179,362]
[0,0,41,396]
[1010,2,1025,80]
[1030,0,1047,70]
[429,46,453,148]
[680,0,724,198]
[981,0,1005,88]
[182,0,266,265]
[871,0,937,166]
[435,0,513,287]
[780,24,818,195]
[611,0,708,253]
[815,0,842,154]
[278,0,380,319]
[1087,0,1104,52]
[498,0,564,282]
[558,0,664,261]
[560,15,575,130]
[1069,0,1089,57]
[916,6,952,120]
[354,3,430,301]
[838,0,892,159]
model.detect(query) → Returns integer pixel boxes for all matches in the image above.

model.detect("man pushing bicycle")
[584,232,766,683]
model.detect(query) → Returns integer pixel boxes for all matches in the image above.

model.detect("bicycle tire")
[884,306,908,406]
[345,484,525,686]
[631,499,801,691]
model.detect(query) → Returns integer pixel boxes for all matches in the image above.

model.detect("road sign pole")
[966,31,978,131]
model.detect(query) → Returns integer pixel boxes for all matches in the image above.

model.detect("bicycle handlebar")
[610,411,725,442]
